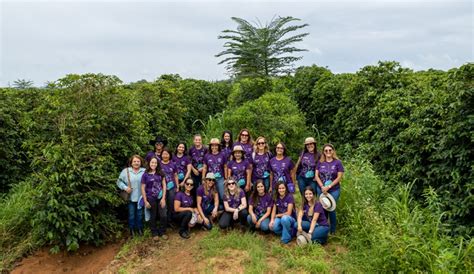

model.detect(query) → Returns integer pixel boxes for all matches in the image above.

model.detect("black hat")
[149,136,168,147]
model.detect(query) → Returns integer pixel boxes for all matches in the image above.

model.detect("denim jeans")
[295,220,329,244]
[128,202,143,230]
[316,186,340,234]
[247,215,270,231]
[215,176,225,202]
[297,175,317,197]
[272,215,295,244]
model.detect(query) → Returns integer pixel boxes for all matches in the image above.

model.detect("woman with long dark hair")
[295,186,329,244]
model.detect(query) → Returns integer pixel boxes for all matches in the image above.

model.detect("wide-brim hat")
[304,137,316,145]
[149,136,168,147]
[209,138,220,145]
[232,145,244,153]
[205,172,216,180]
[319,193,336,212]
[296,231,312,246]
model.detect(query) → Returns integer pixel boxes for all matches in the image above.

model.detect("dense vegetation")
[0,62,472,272]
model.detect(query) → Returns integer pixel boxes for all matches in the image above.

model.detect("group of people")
[116,129,344,245]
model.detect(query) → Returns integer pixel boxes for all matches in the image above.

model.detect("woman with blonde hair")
[251,136,272,191]
[315,143,344,234]
[218,177,248,229]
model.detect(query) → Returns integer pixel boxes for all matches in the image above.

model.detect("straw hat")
[209,138,220,145]
[232,145,244,153]
[304,137,316,145]
[319,193,336,212]
[296,231,312,246]
[205,172,216,180]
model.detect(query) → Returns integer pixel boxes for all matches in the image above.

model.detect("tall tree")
[13,79,34,89]
[216,16,309,78]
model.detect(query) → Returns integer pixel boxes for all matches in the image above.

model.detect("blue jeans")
[272,215,295,244]
[297,175,317,197]
[247,215,270,231]
[316,186,340,234]
[295,220,329,244]
[215,176,225,202]
[128,202,143,230]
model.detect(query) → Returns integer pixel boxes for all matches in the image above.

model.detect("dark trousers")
[150,199,167,236]
[166,188,176,223]
[218,208,249,229]
[173,211,193,233]
[191,173,202,200]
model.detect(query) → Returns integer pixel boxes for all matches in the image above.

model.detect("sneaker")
[152,235,160,241]
[179,231,190,239]
[160,234,169,240]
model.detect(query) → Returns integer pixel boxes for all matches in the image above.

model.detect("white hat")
[209,138,220,145]
[232,145,244,153]
[296,231,312,246]
[304,137,316,145]
[205,172,216,180]
[190,212,198,225]
[319,193,336,212]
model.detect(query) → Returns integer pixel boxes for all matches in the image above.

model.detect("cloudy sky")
[1,0,472,86]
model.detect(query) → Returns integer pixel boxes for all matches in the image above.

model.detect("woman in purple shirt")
[269,142,296,193]
[226,145,251,193]
[251,136,272,191]
[295,186,329,244]
[220,130,233,161]
[218,177,249,229]
[233,129,254,159]
[161,148,180,224]
[196,173,219,230]
[145,136,167,163]
[247,179,273,232]
[173,178,197,239]
[173,142,192,190]
[202,138,227,201]
[315,144,344,234]
[295,137,320,198]
[189,134,208,196]
[269,181,296,244]
[140,157,168,240]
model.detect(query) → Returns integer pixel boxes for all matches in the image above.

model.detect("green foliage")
[205,92,308,158]
[227,77,271,108]
[337,157,473,272]
[216,16,309,78]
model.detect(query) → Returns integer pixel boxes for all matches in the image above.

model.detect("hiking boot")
[137,229,144,236]
[129,229,135,238]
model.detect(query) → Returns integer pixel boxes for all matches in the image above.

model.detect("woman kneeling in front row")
[270,181,296,244]
[219,177,248,229]
[296,186,329,244]
[173,178,199,239]
[247,179,272,232]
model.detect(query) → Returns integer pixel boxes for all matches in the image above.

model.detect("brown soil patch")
[12,241,123,274]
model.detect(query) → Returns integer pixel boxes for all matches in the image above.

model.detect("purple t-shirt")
[174,191,194,208]
[251,152,271,181]
[222,145,232,161]
[224,190,245,209]
[145,151,161,163]
[161,160,177,189]
[141,172,164,202]
[227,159,250,186]
[269,156,295,188]
[303,202,328,226]
[275,193,296,218]
[172,154,191,179]
[316,159,344,191]
[196,185,215,210]
[189,146,208,170]
[233,141,253,159]
[298,152,319,178]
[249,193,273,217]
[203,151,227,178]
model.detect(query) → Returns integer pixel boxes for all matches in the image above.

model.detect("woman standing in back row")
[295,137,320,198]
[233,129,253,159]
[315,144,344,235]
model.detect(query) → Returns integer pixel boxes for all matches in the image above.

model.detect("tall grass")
[337,157,473,272]
[0,180,39,271]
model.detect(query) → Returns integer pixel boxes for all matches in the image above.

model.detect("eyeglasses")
[324,149,333,152]
[185,183,194,186]
[228,182,236,185]
[257,142,265,145]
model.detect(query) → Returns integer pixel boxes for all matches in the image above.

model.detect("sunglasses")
[257,142,265,145]
[228,182,236,186]
[324,149,333,152]
[185,183,194,186]
[207,179,216,182]
[241,133,249,136]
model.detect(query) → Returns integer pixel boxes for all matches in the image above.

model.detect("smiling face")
[155,142,163,151]
[306,143,315,153]
[227,180,236,191]
[131,157,141,169]
[206,178,215,187]
[323,145,334,158]
[304,189,314,203]
[256,182,265,196]
[161,151,170,161]
[194,135,202,147]
[224,132,231,143]
[149,158,158,171]
[275,144,284,156]
[256,137,266,151]
[185,179,194,193]
[240,131,249,143]
[177,144,185,154]
[234,151,242,160]
[278,184,286,197]
[211,144,219,153]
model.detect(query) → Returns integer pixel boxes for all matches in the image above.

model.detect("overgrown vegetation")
[0,62,472,272]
